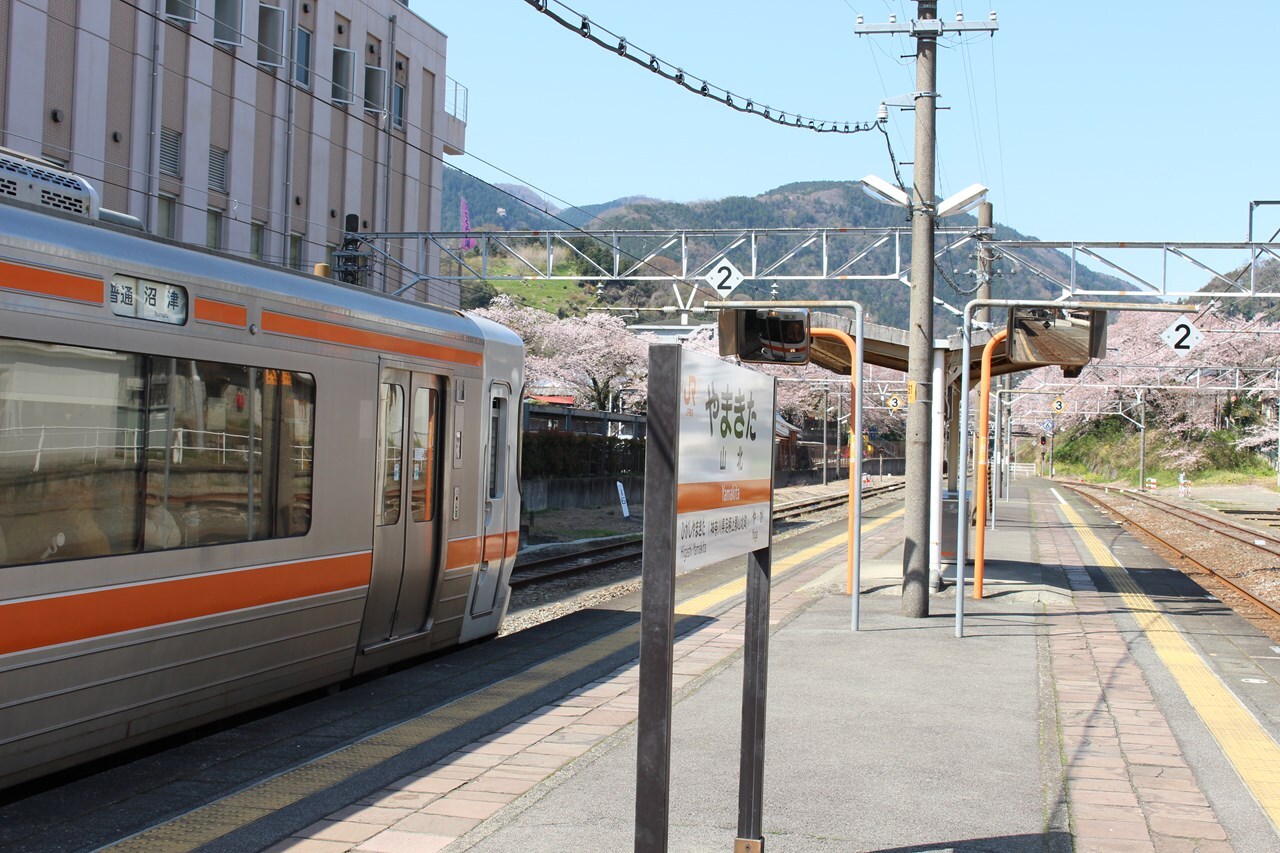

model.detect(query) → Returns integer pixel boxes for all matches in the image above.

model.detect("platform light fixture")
[936,182,989,217]
[859,174,910,208]
[859,175,989,218]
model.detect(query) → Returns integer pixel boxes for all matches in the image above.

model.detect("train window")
[488,397,507,500]
[377,383,404,526]
[0,338,315,568]
[410,388,438,523]
[0,341,145,565]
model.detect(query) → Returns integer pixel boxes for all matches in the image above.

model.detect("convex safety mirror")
[1007,307,1107,375]
[719,307,811,364]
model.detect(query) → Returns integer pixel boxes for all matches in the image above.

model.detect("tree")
[472,296,649,410]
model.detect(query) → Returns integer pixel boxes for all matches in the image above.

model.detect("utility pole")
[857,5,997,617]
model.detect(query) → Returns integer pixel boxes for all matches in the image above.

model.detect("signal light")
[1040,435,1046,446]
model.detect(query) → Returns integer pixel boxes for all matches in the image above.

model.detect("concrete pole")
[822,387,829,487]
[901,0,939,618]
[946,383,960,493]
[928,345,946,591]
[975,201,994,327]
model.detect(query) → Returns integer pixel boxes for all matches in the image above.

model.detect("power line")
[525,0,878,135]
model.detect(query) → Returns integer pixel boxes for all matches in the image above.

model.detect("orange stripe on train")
[446,532,519,570]
[193,296,248,327]
[262,310,483,367]
[0,552,372,656]
[0,258,102,304]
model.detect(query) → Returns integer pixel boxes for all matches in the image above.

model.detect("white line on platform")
[1050,488,1069,506]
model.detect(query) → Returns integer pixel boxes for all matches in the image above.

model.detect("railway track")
[1064,482,1280,626]
[509,480,906,588]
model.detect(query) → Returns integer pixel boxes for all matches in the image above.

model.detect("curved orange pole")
[811,328,858,595]
[973,329,1007,599]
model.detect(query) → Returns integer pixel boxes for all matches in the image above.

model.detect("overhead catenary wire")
[524,0,878,136]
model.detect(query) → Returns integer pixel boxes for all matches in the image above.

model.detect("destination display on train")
[109,274,188,325]
[675,349,775,572]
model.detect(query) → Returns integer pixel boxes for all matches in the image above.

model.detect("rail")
[1064,482,1280,622]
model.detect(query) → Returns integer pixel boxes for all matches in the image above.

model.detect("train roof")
[0,197,522,356]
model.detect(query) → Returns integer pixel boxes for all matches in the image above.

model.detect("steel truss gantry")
[989,240,1280,298]
[347,226,983,310]
[1018,364,1280,394]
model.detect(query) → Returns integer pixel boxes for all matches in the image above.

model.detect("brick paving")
[1033,489,1235,853]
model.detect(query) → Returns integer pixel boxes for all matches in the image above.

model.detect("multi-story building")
[0,0,465,306]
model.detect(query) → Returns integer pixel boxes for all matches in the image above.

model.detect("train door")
[361,367,444,650]
[470,382,514,617]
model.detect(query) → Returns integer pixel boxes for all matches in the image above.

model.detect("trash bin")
[940,490,973,568]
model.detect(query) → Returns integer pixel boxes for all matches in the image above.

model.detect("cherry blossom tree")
[472,296,649,410]
[1010,304,1280,468]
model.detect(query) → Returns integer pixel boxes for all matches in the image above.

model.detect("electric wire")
[524,0,878,135]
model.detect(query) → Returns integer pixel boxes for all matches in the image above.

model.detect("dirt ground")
[523,504,644,544]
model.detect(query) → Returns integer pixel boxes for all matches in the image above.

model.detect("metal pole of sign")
[634,344,680,853]
[736,379,778,852]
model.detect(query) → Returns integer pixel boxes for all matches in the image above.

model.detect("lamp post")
[861,174,987,616]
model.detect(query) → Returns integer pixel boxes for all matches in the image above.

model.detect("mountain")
[441,168,1129,329]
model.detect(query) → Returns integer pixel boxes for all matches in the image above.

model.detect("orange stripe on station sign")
[0,552,372,657]
[0,259,102,304]
[193,297,248,327]
[676,479,773,515]
[262,310,483,367]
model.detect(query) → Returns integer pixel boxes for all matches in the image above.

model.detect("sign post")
[634,345,775,853]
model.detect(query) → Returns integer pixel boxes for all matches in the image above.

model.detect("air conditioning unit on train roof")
[0,146,101,220]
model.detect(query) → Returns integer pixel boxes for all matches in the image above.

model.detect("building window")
[213,0,243,46]
[364,65,387,113]
[392,82,405,129]
[332,47,358,103]
[294,27,313,88]
[165,0,198,23]
[208,146,229,193]
[250,221,266,260]
[157,194,178,239]
[288,232,303,270]
[159,128,182,178]
[332,47,355,104]
[257,5,286,67]
[206,208,224,251]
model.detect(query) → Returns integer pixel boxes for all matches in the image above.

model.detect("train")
[0,151,524,789]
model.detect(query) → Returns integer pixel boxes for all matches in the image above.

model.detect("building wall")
[0,0,460,307]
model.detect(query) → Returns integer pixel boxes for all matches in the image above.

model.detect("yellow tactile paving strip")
[1057,494,1280,832]
[107,507,882,852]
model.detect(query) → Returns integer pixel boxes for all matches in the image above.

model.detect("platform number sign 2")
[705,257,745,297]
[1160,318,1203,358]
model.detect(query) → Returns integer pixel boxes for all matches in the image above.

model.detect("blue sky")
[416,1,1279,247]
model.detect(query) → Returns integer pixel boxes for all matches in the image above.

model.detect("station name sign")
[675,349,775,571]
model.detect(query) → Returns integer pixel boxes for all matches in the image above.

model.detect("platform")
[4,479,1280,852]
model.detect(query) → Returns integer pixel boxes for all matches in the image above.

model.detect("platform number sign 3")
[1051,397,1065,414]
[1161,318,1203,358]
[705,257,745,296]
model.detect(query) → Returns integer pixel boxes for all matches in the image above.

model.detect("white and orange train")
[0,152,523,789]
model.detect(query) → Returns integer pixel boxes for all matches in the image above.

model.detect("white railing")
[445,76,468,122]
